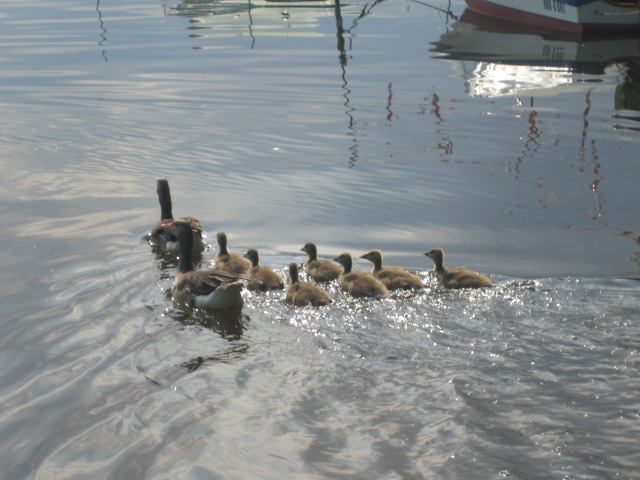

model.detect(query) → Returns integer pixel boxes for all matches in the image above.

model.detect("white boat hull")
[465,0,640,33]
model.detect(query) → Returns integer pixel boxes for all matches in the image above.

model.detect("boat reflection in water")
[431,9,640,251]
[431,9,640,118]
[165,0,363,49]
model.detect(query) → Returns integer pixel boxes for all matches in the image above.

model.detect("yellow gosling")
[285,263,332,307]
[333,253,389,299]
[243,248,284,292]
[214,232,252,274]
[360,249,425,290]
[423,247,492,289]
[301,242,342,282]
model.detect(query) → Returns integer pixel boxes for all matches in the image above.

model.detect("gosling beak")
[359,253,368,259]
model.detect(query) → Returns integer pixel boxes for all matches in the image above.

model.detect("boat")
[464,0,640,34]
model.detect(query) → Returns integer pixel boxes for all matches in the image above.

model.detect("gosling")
[214,232,252,274]
[423,247,492,289]
[360,249,425,290]
[243,248,284,292]
[285,263,332,307]
[301,242,342,282]
[333,253,389,298]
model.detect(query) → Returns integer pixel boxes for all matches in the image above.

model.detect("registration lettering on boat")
[543,0,566,13]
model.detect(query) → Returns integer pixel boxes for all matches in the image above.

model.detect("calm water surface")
[0,0,639,478]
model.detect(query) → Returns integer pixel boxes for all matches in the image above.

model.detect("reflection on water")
[164,0,387,166]
[165,0,359,49]
[95,0,108,61]
[168,304,248,340]
[3,238,638,478]
[430,9,640,271]
[431,8,640,139]
[432,9,640,100]
[1,1,640,478]
[615,59,640,131]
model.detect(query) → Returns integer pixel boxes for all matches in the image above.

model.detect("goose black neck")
[176,224,194,273]
[157,179,173,220]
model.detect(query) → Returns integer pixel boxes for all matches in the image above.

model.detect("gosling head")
[301,242,317,257]
[333,252,353,271]
[360,249,383,263]
[243,248,260,267]
[423,248,444,264]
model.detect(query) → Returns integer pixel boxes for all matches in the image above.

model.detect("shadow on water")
[167,304,249,341]
[164,305,250,373]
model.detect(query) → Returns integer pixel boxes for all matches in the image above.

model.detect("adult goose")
[243,248,284,292]
[360,249,425,290]
[285,263,332,307]
[333,253,389,299]
[301,242,342,282]
[214,232,251,274]
[149,178,204,253]
[168,221,245,309]
[423,247,492,289]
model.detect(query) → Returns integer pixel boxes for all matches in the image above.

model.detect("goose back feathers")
[169,221,245,309]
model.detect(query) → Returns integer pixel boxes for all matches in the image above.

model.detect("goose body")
[285,263,332,307]
[333,253,389,298]
[423,247,492,289]
[169,221,245,309]
[214,232,252,274]
[243,248,284,291]
[150,178,204,253]
[360,249,425,290]
[301,242,342,282]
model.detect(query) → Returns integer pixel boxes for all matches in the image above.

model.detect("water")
[0,0,639,478]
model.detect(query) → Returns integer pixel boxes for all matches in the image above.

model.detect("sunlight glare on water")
[0,0,639,478]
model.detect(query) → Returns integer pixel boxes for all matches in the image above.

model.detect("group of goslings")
[150,178,493,310]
